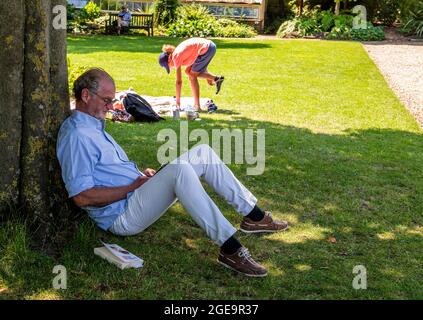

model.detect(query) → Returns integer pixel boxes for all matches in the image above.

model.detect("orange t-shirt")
[169,38,211,69]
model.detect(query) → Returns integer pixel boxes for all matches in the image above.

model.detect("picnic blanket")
[116,89,211,116]
[70,88,212,118]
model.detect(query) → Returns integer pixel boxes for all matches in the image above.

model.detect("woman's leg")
[188,74,201,111]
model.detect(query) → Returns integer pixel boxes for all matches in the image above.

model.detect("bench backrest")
[108,13,153,27]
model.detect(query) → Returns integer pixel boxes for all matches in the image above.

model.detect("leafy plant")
[67,59,89,96]
[79,1,101,22]
[167,4,218,37]
[67,3,77,21]
[375,0,400,26]
[351,23,385,41]
[277,19,300,38]
[401,0,423,37]
[154,0,180,26]
[326,24,352,39]
[297,16,321,36]
[333,14,354,28]
[277,15,322,38]
[319,10,335,32]
[325,14,353,39]
[167,5,257,38]
[215,18,257,38]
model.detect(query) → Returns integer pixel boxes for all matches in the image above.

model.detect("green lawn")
[1,35,422,299]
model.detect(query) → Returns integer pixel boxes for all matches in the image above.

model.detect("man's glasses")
[90,90,118,107]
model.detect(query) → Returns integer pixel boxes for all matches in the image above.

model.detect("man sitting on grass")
[57,68,289,277]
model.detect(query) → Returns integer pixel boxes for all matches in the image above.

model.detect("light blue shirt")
[57,110,143,231]
[118,11,132,22]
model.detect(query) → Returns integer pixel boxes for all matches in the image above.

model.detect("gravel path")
[363,29,423,129]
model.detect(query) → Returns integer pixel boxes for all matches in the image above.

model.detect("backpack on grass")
[122,93,165,122]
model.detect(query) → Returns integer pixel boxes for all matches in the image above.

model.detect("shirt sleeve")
[57,132,98,198]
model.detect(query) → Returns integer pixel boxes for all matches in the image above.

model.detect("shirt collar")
[73,110,105,131]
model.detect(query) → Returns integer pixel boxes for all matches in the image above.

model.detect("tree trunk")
[335,0,341,15]
[0,0,25,215]
[1,0,78,253]
[298,0,304,16]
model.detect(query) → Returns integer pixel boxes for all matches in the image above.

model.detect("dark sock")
[214,76,219,82]
[221,236,242,255]
[246,205,265,222]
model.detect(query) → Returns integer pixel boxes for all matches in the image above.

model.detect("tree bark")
[1,0,78,253]
[298,0,304,16]
[335,0,341,15]
[0,0,25,215]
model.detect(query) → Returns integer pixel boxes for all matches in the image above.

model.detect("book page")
[101,241,142,264]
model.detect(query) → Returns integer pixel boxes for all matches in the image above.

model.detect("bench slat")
[105,13,154,36]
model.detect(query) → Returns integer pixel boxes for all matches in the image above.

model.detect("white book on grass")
[94,241,144,270]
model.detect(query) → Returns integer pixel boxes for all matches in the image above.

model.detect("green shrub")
[67,3,78,32]
[154,0,180,26]
[326,21,385,41]
[167,4,217,37]
[401,0,423,37]
[351,23,385,41]
[277,16,321,38]
[215,18,257,38]
[297,16,321,36]
[167,5,257,38]
[277,19,300,38]
[324,14,354,40]
[333,14,354,29]
[167,18,217,37]
[276,9,385,41]
[68,2,104,34]
[320,10,335,32]
[67,59,90,96]
[79,1,101,22]
[375,0,400,25]
[174,3,215,24]
[326,24,352,40]
[67,3,77,21]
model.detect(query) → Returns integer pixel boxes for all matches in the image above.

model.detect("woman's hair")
[162,44,175,55]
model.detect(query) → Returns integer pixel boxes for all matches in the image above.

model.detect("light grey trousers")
[109,144,257,246]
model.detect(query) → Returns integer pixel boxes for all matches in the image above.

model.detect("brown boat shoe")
[217,246,267,277]
[240,211,289,234]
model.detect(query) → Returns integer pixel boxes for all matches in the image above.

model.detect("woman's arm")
[175,67,182,108]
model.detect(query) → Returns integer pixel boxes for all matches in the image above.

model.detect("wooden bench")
[105,13,154,36]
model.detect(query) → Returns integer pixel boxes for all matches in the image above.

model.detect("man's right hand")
[130,175,150,191]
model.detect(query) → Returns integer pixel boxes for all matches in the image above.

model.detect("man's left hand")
[143,168,156,177]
